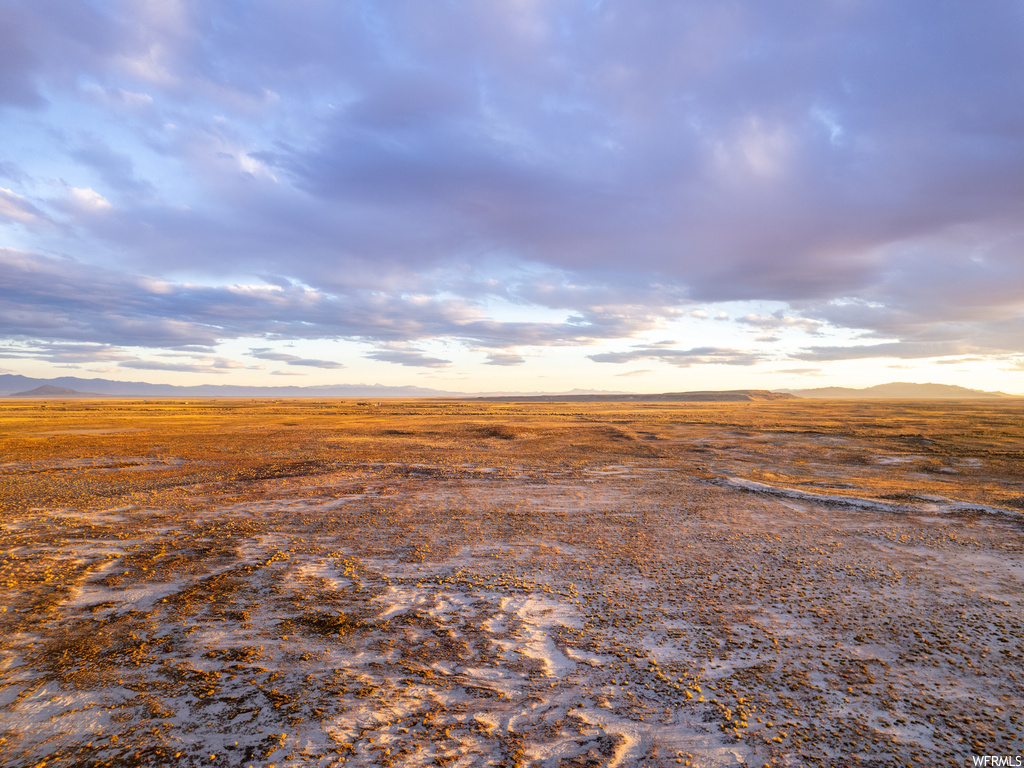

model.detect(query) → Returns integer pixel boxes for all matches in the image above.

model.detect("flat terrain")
[1,399,1022,767]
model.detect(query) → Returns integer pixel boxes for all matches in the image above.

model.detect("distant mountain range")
[784,382,1015,399]
[3,376,791,402]
[2,375,1016,400]
[0,374,626,399]
[0,374,469,398]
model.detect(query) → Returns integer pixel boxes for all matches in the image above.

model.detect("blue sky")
[2,0,1024,393]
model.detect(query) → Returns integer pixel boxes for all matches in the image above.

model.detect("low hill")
[787,382,1012,399]
[8,385,102,398]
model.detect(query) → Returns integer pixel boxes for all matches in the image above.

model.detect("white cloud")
[739,314,823,333]
[68,187,112,211]
[0,188,46,224]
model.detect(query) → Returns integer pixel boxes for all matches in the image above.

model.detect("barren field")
[1,398,1022,767]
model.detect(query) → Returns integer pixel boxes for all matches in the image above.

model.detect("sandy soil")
[0,399,1021,766]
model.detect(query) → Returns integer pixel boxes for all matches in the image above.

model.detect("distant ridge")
[786,382,1013,399]
[475,390,797,403]
[0,374,460,398]
[8,385,102,398]
[8,374,1010,400]
[1,375,800,401]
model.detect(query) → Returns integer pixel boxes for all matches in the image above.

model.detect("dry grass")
[0,398,1021,766]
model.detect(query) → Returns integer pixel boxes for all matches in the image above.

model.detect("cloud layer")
[2,1,1023,374]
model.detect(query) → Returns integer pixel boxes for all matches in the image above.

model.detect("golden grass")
[0,398,1021,766]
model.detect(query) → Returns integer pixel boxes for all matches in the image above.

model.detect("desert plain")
[0,398,1022,767]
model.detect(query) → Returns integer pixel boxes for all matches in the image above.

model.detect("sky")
[2,0,1024,394]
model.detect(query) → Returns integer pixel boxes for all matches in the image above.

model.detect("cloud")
[66,186,112,211]
[237,1,1024,305]
[1,1,1024,371]
[589,346,764,367]
[1,249,224,347]
[0,250,683,352]
[249,348,344,369]
[364,345,451,368]
[117,360,223,373]
[484,352,525,366]
[0,188,49,225]
[934,356,987,365]
[0,4,48,108]
[79,82,154,111]
[0,342,134,364]
[775,368,823,376]
[738,314,823,333]
[792,341,975,362]
[68,136,155,198]
[0,162,29,183]
[119,355,249,374]
[0,340,259,375]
